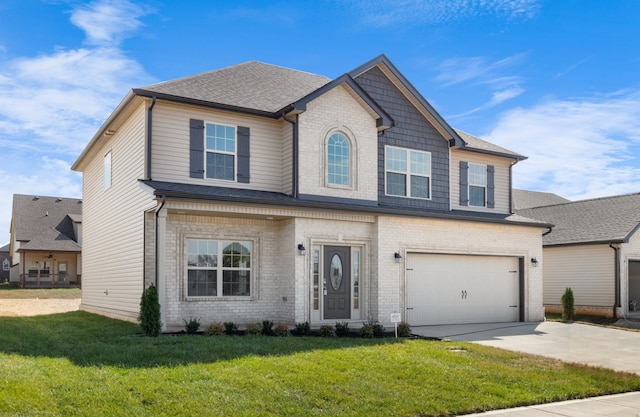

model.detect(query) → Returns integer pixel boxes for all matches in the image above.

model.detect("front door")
[323,246,350,320]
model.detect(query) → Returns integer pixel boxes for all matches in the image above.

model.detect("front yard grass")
[1,312,639,416]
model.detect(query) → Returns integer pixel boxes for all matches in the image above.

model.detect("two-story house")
[72,55,548,331]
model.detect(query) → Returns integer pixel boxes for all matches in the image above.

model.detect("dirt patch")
[0,298,81,316]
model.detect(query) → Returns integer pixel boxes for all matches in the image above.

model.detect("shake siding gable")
[81,103,156,320]
[151,102,284,192]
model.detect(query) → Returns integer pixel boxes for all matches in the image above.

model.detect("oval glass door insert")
[330,254,343,291]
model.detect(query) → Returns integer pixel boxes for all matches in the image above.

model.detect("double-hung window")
[468,163,487,207]
[205,123,236,181]
[327,133,350,186]
[187,239,252,297]
[385,146,431,199]
[2,259,9,271]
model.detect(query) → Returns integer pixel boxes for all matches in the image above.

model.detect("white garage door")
[406,254,520,326]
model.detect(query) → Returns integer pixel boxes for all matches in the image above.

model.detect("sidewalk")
[460,391,640,416]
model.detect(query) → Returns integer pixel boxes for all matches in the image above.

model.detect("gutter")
[146,96,157,180]
[609,242,620,319]
[282,113,299,198]
[154,195,166,288]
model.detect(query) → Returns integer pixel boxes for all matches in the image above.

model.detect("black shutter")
[487,165,495,208]
[236,126,250,183]
[459,161,469,206]
[189,119,204,178]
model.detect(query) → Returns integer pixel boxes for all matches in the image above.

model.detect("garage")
[406,253,523,326]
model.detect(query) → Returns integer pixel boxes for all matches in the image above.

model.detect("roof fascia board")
[456,146,528,161]
[288,74,394,130]
[348,54,465,147]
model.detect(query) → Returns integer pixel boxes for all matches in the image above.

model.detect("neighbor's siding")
[451,150,512,214]
[80,102,156,321]
[543,244,614,307]
[151,101,285,193]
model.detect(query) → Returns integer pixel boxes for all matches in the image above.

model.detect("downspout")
[542,227,553,236]
[509,160,516,213]
[282,113,299,198]
[154,195,166,288]
[609,242,620,319]
[146,96,157,180]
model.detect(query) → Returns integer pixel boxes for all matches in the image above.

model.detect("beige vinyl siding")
[151,102,285,192]
[543,244,614,307]
[81,102,156,320]
[282,121,293,195]
[450,150,512,214]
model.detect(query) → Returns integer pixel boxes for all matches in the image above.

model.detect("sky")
[1,0,640,245]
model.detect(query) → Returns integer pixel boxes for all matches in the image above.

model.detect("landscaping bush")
[223,322,238,335]
[204,322,225,336]
[294,321,311,336]
[261,320,274,336]
[397,321,412,337]
[359,323,374,338]
[319,324,336,338]
[372,322,386,338]
[273,323,290,337]
[335,321,350,337]
[138,285,161,337]
[561,287,575,321]
[184,317,201,334]
[245,323,262,336]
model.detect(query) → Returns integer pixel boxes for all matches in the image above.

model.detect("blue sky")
[1,0,640,244]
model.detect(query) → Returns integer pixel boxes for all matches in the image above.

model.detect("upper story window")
[205,123,236,181]
[468,163,487,207]
[190,119,250,183]
[327,133,350,186]
[187,239,252,298]
[104,151,112,189]
[2,259,9,271]
[385,146,431,199]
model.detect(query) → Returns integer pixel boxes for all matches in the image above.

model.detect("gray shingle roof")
[454,129,526,160]
[12,194,82,252]
[136,61,331,114]
[513,189,571,210]
[518,193,640,246]
[0,243,9,253]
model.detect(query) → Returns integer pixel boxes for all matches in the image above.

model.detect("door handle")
[509,305,518,308]
[406,307,414,310]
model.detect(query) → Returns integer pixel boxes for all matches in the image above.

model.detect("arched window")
[327,133,350,186]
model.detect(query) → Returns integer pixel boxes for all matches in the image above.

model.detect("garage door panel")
[407,254,519,326]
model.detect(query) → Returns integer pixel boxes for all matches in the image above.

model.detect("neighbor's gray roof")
[135,61,331,115]
[12,194,82,252]
[0,243,9,253]
[518,193,640,246]
[513,189,571,210]
[454,129,526,160]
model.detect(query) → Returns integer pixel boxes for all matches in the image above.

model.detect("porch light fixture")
[394,252,402,263]
[531,257,538,267]
[297,243,306,256]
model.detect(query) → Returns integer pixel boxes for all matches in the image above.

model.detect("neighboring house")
[512,189,570,210]
[9,194,82,288]
[72,54,549,331]
[0,243,10,283]
[518,192,640,318]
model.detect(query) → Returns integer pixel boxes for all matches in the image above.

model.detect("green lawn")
[0,312,639,416]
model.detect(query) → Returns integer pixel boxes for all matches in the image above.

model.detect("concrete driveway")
[412,321,640,375]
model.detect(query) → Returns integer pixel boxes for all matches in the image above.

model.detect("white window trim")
[468,162,487,207]
[185,237,255,300]
[204,122,237,182]
[384,146,432,200]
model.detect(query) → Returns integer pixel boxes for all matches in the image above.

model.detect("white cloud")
[0,0,154,244]
[486,91,640,200]
[346,0,540,27]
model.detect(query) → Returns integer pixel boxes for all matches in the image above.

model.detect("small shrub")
[335,321,350,337]
[561,287,575,321]
[184,317,201,334]
[294,321,311,336]
[261,320,274,336]
[397,321,412,337]
[204,322,225,336]
[138,285,161,337]
[274,323,290,337]
[223,322,238,336]
[319,324,336,338]
[245,323,262,336]
[372,322,386,338]
[359,323,374,338]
